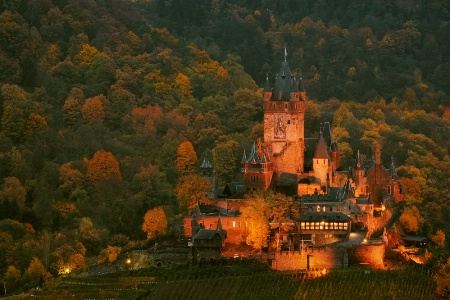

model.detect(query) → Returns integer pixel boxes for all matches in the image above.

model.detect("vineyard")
[24,262,438,300]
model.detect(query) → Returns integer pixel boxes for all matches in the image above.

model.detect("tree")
[175,141,197,176]
[399,206,424,234]
[0,177,27,210]
[81,96,105,126]
[25,113,48,136]
[240,192,270,251]
[59,163,84,195]
[98,245,121,264]
[175,175,211,212]
[212,139,239,185]
[24,257,52,288]
[435,257,450,297]
[142,206,168,240]
[4,265,21,293]
[86,150,122,187]
[430,229,445,247]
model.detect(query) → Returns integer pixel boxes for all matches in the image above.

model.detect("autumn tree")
[25,113,48,136]
[98,245,121,264]
[240,192,270,251]
[430,229,446,247]
[435,257,450,297]
[142,206,168,240]
[86,150,122,188]
[176,141,197,176]
[175,175,211,213]
[0,177,27,211]
[24,257,52,288]
[4,265,21,293]
[59,162,84,195]
[81,96,105,126]
[399,205,424,234]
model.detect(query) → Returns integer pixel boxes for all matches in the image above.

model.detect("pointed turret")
[313,131,329,159]
[200,156,213,169]
[241,149,247,163]
[264,74,272,101]
[192,201,202,220]
[390,156,397,179]
[354,150,364,170]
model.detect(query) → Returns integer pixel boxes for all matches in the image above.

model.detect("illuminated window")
[322,206,326,212]
[344,223,348,230]
[387,185,392,194]
[317,206,320,212]
[325,222,329,230]
[334,222,338,229]
[339,223,343,230]
[232,221,236,228]
[315,222,320,229]
[301,222,305,229]
[320,222,324,230]
[305,223,310,230]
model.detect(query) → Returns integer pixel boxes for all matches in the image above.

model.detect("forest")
[0,0,449,294]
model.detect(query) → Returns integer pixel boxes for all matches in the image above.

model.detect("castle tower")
[352,150,366,196]
[263,49,306,186]
[242,139,274,191]
[312,130,330,188]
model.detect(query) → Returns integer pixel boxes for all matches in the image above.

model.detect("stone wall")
[183,216,248,244]
[347,242,385,268]
[272,247,348,271]
[272,243,386,270]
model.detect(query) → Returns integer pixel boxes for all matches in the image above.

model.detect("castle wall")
[347,243,385,268]
[272,247,348,270]
[271,142,303,186]
[272,243,385,270]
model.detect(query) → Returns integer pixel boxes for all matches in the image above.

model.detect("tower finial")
[284,45,287,62]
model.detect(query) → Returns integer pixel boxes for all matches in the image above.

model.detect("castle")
[241,52,339,195]
[186,51,405,268]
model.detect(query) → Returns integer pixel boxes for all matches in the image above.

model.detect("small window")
[232,221,236,228]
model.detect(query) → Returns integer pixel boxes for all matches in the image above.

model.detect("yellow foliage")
[142,206,168,239]
[76,44,100,67]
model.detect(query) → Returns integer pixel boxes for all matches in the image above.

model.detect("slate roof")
[200,156,213,169]
[313,131,329,159]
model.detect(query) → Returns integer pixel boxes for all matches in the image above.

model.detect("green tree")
[4,265,21,293]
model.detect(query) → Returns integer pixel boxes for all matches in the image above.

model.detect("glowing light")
[127,258,131,264]
[381,205,386,211]
[363,238,367,243]
[65,268,71,274]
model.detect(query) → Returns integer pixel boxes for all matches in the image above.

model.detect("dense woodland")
[0,0,449,294]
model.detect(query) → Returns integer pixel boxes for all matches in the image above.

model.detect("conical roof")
[192,202,202,220]
[200,156,213,169]
[313,131,329,159]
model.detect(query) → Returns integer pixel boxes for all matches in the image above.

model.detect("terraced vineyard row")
[140,267,437,300]
[29,264,437,299]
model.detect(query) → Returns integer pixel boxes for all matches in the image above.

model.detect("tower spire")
[284,45,287,62]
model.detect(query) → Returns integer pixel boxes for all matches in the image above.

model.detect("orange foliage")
[142,206,168,239]
[75,44,101,68]
[175,141,197,176]
[54,202,77,217]
[82,96,105,126]
[130,105,162,135]
[86,150,122,186]
[25,113,48,136]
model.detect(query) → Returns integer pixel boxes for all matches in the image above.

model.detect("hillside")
[0,0,448,295]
